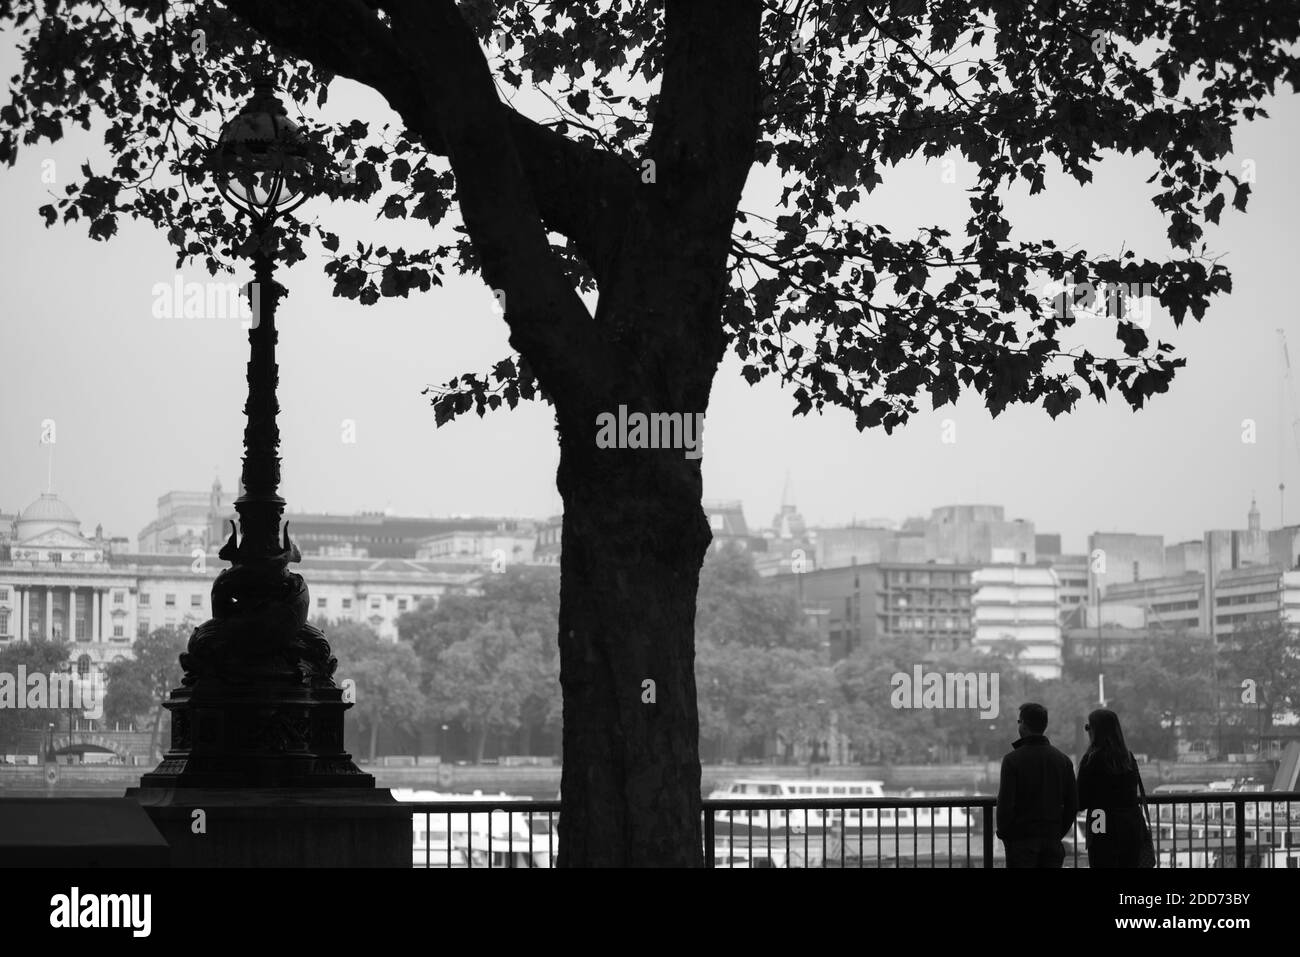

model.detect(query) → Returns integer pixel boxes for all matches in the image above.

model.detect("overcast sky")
[1,36,1298,556]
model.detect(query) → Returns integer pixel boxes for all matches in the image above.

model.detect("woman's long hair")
[1081,708,1136,775]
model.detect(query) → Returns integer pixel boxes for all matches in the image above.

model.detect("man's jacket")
[995,734,1078,842]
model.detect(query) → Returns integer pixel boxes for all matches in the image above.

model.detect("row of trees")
[693,544,1300,766]
[0,625,186,760]
[9,551,1295,768]
[324,569,561,762]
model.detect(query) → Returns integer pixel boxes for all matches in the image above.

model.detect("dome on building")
[15,492,81,539]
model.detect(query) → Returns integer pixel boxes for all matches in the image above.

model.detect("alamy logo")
[0,667,104,719]
[151,274,260,327]
[1039,280,1155,328]
[595,405,705,460]
[890,666,999,719]
[49,887,151,937]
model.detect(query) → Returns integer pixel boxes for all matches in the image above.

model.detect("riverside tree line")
[5,545,1291,767]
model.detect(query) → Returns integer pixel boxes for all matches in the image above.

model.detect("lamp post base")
[140,681,372,789]
[141,521,371,789]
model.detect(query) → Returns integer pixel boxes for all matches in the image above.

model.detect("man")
[996,702,1078,868]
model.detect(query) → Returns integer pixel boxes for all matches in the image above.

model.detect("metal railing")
[402,792,1300,868]
[405,799,562,868]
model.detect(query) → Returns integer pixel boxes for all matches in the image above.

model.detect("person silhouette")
[1078,708,1145,868]
[995,702,1078,868]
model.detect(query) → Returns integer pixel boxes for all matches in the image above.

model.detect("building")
[1087,531,1166,599]
[812,524,901,570]
[1103,564,1291,640]
[136,480,507,560]
[806,504,1035,576]
[702,500,767,554]
[1047,554,1091,623]
[926,505,1036,565]
[2,492,503,679]
[767,562,977,661]
[1035,533,1063,558]
[1208,564,1288,639]
[136,480,238,553]
[1285,570,1300,626]
[1,493,130,669]
[534,515,562,565]
[415,523,538,568]
[971,565,1064,680]
[1165,539,1205,577]
[1103,573,1204,633]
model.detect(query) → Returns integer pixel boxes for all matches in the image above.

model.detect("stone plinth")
[138,679,373,789]
[126,787,411,867]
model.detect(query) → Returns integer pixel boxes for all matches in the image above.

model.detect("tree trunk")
[367,720,379,764]
[472,723,487,764]
[555,431,714,866]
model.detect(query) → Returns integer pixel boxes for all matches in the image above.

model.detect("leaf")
[1204,193,1225,225]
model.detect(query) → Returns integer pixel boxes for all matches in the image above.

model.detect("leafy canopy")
[2,1,1296,429]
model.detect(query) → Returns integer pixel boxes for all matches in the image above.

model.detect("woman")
[1077,708,1147,868]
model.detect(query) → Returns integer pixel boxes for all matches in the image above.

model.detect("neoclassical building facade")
[1,492,497,685]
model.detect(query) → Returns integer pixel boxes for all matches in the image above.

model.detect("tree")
[1102,629,1217,758]
[103,626,187,760]
[427,620,553,761]
[694,544,827,761]
[833,634,936,763]
[1221,619,1300,736]
[401,569,562,758]
[317,618,426,763]
[0,639,70,749]
[3,0,1295,864]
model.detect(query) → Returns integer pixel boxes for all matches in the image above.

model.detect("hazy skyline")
[2,45,1298,557]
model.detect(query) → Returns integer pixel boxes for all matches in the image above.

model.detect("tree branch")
[214,0,630,405]
[220,0,635,290]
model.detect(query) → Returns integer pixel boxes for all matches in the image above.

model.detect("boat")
[706,778,974,834]
[395,788,558,868]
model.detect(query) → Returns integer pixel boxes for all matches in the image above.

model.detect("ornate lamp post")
[139,80,369,790]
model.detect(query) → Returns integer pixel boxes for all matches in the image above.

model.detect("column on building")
[46,588,54,641]
[68,587,78,641]
[91,588,101,642]
[17,587,27,640]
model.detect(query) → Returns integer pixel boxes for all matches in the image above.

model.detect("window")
[75,618,87,640]
[112,624,124,638]
[370,597,382,610]
[397,599,408,612]
[191,595,202,609]
[342,598,352,610]
[113,592,124,605]
[50,552,62,564]
[138,619,151,637]
[0,588,8,601]
[138,593,151,607]
[317,597,327,609]
[165,594,176,608]
[0,608,9,636]
[77,655,92,677]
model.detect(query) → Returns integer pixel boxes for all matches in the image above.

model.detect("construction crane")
[1279,329,1300,526]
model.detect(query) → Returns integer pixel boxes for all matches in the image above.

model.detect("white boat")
[706,779,973,833]
[395,788,557,868]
